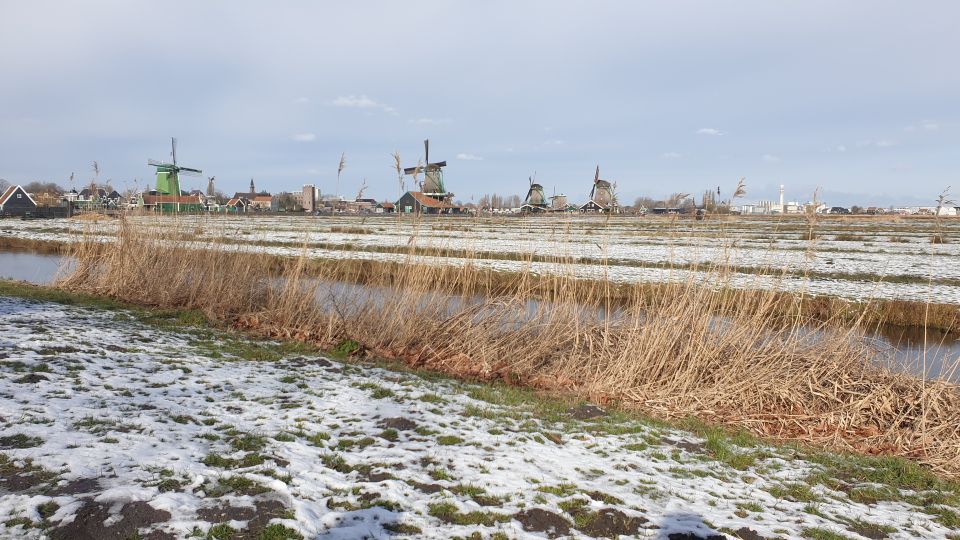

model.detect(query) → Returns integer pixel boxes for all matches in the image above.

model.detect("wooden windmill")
[403,139,450,201]
[148,138,202,197]
[581,166,618,213]
[522,175,548,212]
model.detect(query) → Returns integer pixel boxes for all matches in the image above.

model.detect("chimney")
[779,184,785,210]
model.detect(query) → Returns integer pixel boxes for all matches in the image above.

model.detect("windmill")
[206,176,216,197]
[148,138,202,197]
[581,165,618,213]
[590,166,616,206]
[404,139,450,201]
[522,174,548,212]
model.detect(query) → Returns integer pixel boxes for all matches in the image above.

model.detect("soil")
[568,404,607,419]
[196,498,287,539]
[578,508,650,537]
[513,508,572,538]
[50,500,171,540]
[379,417,418,431]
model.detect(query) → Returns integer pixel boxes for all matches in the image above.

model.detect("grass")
[427,501,510,526]
[4,215,960,477]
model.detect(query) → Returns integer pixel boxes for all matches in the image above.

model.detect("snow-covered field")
[2,214,959,304]
[2,295,958,539]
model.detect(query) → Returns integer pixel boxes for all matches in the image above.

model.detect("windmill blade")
[179,167,203,176]
[171,137,178,167]
[147,159,171,167]
[424,139,429,166]
[594,165,600,183]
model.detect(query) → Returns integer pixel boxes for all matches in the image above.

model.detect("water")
[0,251,68,284]
[1,250,956,381]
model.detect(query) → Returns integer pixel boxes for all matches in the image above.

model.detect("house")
[250,194,273,211]
[225,197,251,212]
[376,202,395,214]
[396,191,468,214]
[0,185,38,216]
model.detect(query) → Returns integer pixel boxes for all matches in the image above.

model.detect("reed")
[56,216,960,476]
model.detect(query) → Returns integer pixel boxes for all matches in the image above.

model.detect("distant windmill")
[522,174,548,212]
[148,138,202,197]
[404,139,449,199]
[589,166,614,206]
[206,176,216,197]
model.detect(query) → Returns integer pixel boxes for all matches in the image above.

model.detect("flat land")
[3,214,959,303]
[2,293,959,539]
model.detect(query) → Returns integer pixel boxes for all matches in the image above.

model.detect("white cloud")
[836,145,846,152]
[291,133,316,142]
[410,117,452,126]
[906,121,939,132]
[762,154,780,163]
[662,152,682,158]
[456,153,483,161]
[293,97,310,104]
[331,94,396,114]
[696,128,723,136]
[876,139,897,147]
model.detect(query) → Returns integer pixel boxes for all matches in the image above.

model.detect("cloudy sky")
[1,1,957,206]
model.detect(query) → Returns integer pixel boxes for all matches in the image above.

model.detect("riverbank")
[1,285,958,539]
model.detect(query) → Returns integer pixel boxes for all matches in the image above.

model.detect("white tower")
[779,184,785,212]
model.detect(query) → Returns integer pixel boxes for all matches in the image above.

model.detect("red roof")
[407,191,459,209]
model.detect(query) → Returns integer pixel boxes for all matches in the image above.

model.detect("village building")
[396,191,467,214]
[225,197,251,212]
[0,185,38,216]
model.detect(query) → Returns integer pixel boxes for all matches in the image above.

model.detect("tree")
[0,178,10,192]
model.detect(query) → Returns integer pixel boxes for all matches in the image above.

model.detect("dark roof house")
[0,185,38,216]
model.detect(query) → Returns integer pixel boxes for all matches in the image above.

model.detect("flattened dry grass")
[56,217,960,476]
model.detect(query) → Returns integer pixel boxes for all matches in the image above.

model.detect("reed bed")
[58,217,960,476]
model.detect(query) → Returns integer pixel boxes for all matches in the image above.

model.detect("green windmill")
[148,137,202,196]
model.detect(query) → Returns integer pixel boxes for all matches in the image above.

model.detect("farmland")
[2,213,960,304]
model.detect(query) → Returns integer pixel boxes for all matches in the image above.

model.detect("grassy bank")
[4,231,960,334]
[45,218,960,477]
[3,277,959,503]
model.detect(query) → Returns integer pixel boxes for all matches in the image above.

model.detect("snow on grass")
[1,296,958,539]
[4,215,960,304]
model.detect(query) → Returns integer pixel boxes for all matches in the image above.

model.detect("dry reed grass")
[56,217,960,476]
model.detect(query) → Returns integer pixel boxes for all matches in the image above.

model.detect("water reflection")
[0,250,70,284]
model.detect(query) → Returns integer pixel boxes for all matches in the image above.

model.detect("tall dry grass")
[57,216,960,476]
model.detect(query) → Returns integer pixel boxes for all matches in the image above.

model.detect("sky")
[0,1,957,207]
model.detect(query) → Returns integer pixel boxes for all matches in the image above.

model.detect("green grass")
[801,527,851,540]
[258,523,303,540]
[0,434,44,449]
[436,435,463,446]
[427,502,509,526]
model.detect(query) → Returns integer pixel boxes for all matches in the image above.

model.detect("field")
[3,213,960,304]
[2,213,960,539]
[2,291,959,539]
